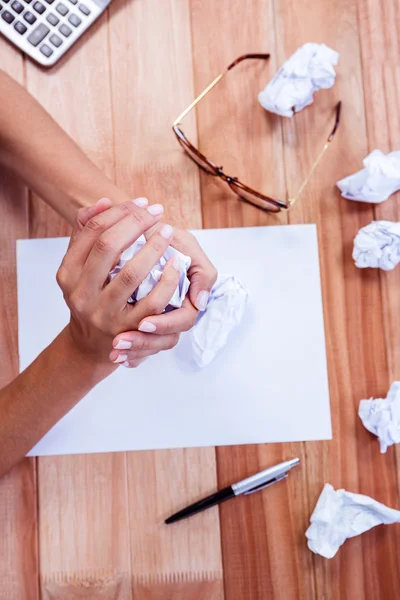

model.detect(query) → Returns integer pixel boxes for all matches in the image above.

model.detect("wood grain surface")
[1,0,400,598]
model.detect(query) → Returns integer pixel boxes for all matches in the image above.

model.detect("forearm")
[0,70,130,225]
[0,327,115,477]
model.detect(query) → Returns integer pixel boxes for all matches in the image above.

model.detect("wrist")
[56,326,117,385]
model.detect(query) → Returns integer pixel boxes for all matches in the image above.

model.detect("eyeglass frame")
[173,53,342,213]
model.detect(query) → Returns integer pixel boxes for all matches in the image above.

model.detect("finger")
[174,238,217,312]
[109,331,179,363]
[186,261,217,312]
[137,296,198,335]
[80,200,163,291]
[116,357,148,369]
[64,198,163,273]
[103,224,175,309]
[126,257,180,325]
[68,198,113,249]
[166,229,218,312]
[143,222,162,240]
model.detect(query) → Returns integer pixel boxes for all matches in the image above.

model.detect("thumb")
[186,249,218,312]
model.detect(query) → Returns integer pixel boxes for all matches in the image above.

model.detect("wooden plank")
[357,3,400,599]
[189,1,314,599]
[0,44,39,600]
[108,0,224,597]
[23,18,132,597]
[274,0,400,598]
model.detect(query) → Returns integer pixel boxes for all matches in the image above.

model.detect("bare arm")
[0,69,131,224]
[0,328,114,477]
[0,199,178,476]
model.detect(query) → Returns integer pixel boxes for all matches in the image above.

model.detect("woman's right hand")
[56,197,180,368]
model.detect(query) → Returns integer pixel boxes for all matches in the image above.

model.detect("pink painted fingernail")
[172,256,180,271]
[147,204,164,216]
[132,197,148,207]
[113,354,128,364]
[195,290,209,312]
[138,321,156,333]
[114,340,132,350]
[160,224,174,239]
[122,361,130,367]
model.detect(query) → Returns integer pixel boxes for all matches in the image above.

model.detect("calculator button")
[44,0,54,3]
[68,0,77,4]
[27,22,49,45]
[1,9,14,21]
[40,43,53,56]
[33,1,45,13]
[78,3,89,14]
[23,10,36,22]
[11,1,23,13]
[59,22,71,36]
[14,19,27,32]
[49,32,61,46]
[67,12,80,26]
[55,2,67,14]
[2,0,10,4]
[46,11,58,23]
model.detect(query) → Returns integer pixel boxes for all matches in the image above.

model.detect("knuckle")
[131,210,146,228]
[69,290,87,314]
[144,297,161,315]
[148,237,164,254]
[120,266,140,289]
[85,216,104,234]
[167,334,179,350]
[134,336,147,352]
[118,203,132,218]
[94,233,115,256]
[56,265,68,289]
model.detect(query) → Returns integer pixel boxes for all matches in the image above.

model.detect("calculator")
[0,0,110,67]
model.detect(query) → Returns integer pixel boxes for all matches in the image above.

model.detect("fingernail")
[172,256,180,271]
[132,197,148,207]
[113,354,128,364]
[160,224,174,239]
[122,361,130,367]
[114,340,132,350]
[138,321,156,333]
[147,204,164,216]
[196,290,209,312]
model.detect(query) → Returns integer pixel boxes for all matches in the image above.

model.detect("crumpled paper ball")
[337,150,400,203]
[353,220,400,270]
[191,275,249,367]
[306,483,400,558]
[258,43,339,117]
[359,382,400,453]
[109,238,249,367]
[109,235,191,308]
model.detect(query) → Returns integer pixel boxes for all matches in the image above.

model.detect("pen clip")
[243,473,288,495]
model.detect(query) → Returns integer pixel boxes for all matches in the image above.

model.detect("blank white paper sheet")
[17,225,332,457]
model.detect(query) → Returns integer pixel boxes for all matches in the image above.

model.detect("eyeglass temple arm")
[288,101,342,207]
[173,53,271,126]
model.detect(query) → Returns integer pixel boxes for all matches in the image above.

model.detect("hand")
[57,197,180,368]
[109,226,218,367]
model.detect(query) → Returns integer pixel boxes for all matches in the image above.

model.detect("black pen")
[165,457,300,525]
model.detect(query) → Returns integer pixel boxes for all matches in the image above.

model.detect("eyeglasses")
[173,54,342,213]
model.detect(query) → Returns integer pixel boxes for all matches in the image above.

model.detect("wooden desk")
[1,0,399,597]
